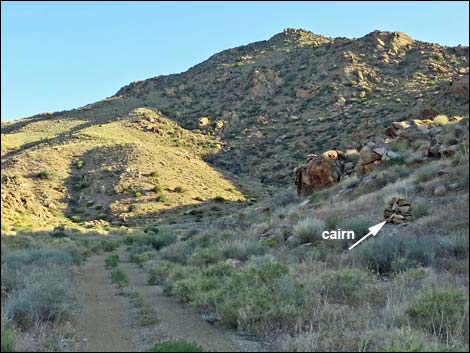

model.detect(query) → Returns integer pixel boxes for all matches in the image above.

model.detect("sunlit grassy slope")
[1,108,245,230]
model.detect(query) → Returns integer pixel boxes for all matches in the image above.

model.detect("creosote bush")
[105,254,119,269]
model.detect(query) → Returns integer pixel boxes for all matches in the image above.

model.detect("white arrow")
[348,221,387,251]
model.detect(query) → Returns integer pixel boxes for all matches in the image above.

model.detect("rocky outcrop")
[295,150,345,196]
[357,142,401,174]
[450,69,469,96]
[384,197,414,224]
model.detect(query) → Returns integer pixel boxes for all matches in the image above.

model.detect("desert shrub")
[51,225,67,238]
[155,192,168,202]
[433,114,449,126]
[134,191,143,197]
[165,259,308,334]
[148,340,203,352]
[345,149,360,163]
[4,266,78,328]
[144,225,159,235]
[292,217,325,244]
[129,244,153,266]
[189,247,223,266]
[111,268,128,287]
[2,248,82,270]
[413,203,429,219]
[105,255,119,269]
[355,235,435,275]
[381,328,449,352]
[129,291,144,308]
[215,262,306,334]
[35,170,53,180]
[174,186,186,193]
[406,285,468,339]
[68,215,81,223]
[138,306,159,326]
[270,190,297,208]
[150,233,178,250]
[99,238,120,252]
[337,216,370,238]
[153,184,163,193]
[325,215,340,230]
[217,237,266,261]
[74,160,84,169]
[318,269,379,305]
[148,261,173,285]
[159,241,195,264]
[213,195,226,202]
[435,232,469,259]
[0,326,16,352]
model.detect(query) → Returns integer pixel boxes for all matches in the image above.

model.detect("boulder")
[357,145,383,174]
[295,151,344,196]
[198,117,211,127]
[450,70,469,96]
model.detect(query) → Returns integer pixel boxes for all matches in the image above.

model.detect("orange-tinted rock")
[295,154,344,196]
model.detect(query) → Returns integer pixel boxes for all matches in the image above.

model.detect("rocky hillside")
[1,28,469,230]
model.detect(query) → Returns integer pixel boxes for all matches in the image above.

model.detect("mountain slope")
[1,28,469,230]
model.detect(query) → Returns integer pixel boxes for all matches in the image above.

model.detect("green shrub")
[1,327,16,352]
[406,286,468,339]
[189,248,222,266]
[111,268,128,287]
[159,241,195,264]
[153,184,163,193]
[337,216,370,238]
[148,261,173,285]
[129,244,153,266]
[105,255,119,269]
[413,203,429,219]
[319,269,378,305]
[101,239,120,252]
[74,160,84,169]
[144,225,159,234]
[69,215,81,223]
[151,233,178,250]
[134,191,143,197]
[156,192,168,202]
[355,235,435,275]
[381,328,448,352]
[148,340,203,352]
[292,217,325,244]
[165,260,307,334]
[217,237,266,261]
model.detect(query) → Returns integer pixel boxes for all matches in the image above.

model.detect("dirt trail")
[117,248,269,352]
[76,249,270,352]
[76,252,136,352]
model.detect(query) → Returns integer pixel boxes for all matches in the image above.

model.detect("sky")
[1,1,469,121]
